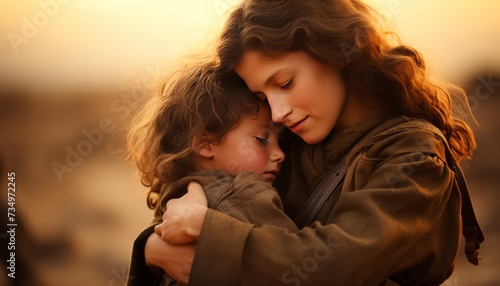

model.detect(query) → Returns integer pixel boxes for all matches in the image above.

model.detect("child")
[126,60,297,285]
[149,0,485,285]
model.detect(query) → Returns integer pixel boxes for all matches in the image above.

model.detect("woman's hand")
[145,233,195,285]
[155,181,208,244]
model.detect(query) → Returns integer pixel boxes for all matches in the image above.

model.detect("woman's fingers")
[155,181,209,244]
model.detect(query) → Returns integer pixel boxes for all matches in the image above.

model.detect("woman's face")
[235,51,347,144]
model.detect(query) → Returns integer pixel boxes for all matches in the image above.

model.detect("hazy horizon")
[1,0,499,91]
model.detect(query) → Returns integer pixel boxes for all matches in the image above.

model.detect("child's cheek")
[246,149,269,172]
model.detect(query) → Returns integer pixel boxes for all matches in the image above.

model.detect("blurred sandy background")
[0,0,499,285]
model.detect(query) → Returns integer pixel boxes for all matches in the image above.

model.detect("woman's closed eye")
[253,136,269,145]
[279,78,293,90]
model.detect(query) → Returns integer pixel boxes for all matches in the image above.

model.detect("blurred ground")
[0,87,153,286]
[0,73,499,286]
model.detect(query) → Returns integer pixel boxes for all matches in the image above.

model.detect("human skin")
[196,103,284,184]
[150,50,381,284]
[235,50,347,144]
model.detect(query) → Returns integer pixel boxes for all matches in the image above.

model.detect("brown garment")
[131,170,298,286]
[190,115,463,286]
[159,170,298,231]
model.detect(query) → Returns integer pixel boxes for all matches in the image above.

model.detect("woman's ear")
[193,135,214,159]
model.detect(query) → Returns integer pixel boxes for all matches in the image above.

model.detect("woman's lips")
[287,117,307,133]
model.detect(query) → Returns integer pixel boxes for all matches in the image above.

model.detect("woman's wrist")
[186,203,208,239]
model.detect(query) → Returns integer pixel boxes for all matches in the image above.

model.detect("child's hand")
[154,181,208,244]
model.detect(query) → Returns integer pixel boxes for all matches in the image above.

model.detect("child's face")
[235,50,347,144]
[209,104,285,183]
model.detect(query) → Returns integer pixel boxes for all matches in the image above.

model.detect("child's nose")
[271,145,285,163]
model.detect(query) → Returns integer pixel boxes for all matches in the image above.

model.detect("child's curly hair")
[127,60,260,217]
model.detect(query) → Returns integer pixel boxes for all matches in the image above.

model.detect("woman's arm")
[153,179,260,285]
[144,233,196,285]
[155,133,460,285]
[190,152,459,285]
[148,182,207,284]
[154,182,208,244]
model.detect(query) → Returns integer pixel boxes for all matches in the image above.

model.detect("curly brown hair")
[216,0,475,160]
[127,59,260,216]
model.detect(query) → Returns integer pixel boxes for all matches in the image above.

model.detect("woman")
[141,0,484,285]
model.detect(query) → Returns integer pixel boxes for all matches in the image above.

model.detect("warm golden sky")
[1,0,499,89]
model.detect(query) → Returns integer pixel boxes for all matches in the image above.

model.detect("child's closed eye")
[253,136,269,145]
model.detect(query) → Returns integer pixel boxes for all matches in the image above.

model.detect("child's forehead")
[242,111,283,134]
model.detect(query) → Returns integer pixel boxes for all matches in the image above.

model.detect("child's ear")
[193,135,214,158]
